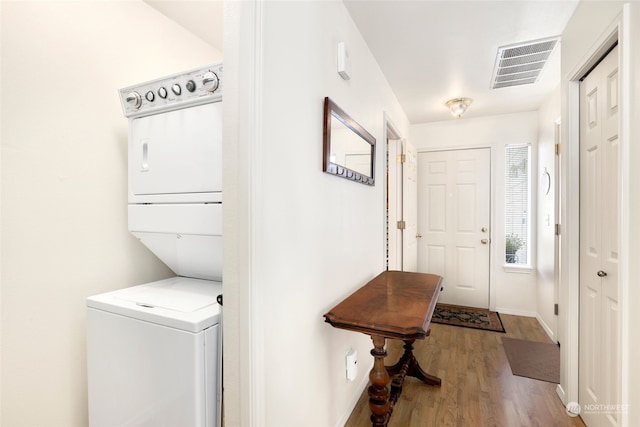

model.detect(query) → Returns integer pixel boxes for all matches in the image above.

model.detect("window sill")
[503,264,533,274]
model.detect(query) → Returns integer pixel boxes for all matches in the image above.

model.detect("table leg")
[368,335,390,427]
[386,339,441,386]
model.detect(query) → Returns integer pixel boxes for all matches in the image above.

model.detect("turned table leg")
[386,339,442,387]
[368,335,390,427]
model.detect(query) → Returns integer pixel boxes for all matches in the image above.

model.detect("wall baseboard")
[535,314,557,343]
[556,383,567,405]
[334,362,372,427]
[495,307,536,318]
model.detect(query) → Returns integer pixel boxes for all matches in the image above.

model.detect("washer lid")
[87,277,222,332]
[116,276,217,312]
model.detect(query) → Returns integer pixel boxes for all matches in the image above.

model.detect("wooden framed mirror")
[323,97,375,185]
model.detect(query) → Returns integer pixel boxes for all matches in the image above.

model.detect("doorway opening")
[384,115,402,271]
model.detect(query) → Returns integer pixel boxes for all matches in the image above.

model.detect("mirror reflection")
[329,115,372,177]
[323,97,375,185]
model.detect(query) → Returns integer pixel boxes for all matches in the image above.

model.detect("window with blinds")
[504,145,530,265]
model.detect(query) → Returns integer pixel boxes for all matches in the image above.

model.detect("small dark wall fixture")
[323,97,375,185]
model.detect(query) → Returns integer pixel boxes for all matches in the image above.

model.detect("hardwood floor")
[344,314,585,427]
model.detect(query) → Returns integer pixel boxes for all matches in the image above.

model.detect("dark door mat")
[502,337,560,383]
[431,303,506,333]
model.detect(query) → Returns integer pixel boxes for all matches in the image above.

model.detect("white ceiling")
[344,0,579,123]
[146,0,579,124]
[144,0,224,52]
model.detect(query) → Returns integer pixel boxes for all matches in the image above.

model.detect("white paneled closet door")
[579,45,619,427]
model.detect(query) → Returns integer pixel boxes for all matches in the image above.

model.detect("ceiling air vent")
[491,37,559,89]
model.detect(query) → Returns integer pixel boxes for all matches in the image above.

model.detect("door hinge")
[555,223,561,236]
[397,154,406,163]
[554,303,559,315]
[555,143,561,156]
[397,220,406,230]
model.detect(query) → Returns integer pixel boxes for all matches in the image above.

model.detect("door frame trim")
[560,12,622,414]
[384,113,403,271]
[619,6,640,424]
[222,0,266,425]
[553,117,561,343]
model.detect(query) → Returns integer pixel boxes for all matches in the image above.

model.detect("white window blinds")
[504,145,530,265]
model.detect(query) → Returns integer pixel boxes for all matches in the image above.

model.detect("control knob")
[158,87,167,99]
[145,91,155,102]
[125,91,142,109]
[202,71,219,92]
[186,80,196,92]
[171,83,181,96]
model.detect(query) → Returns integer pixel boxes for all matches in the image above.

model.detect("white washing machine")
[87,277,222,427]
[87,64,224,427]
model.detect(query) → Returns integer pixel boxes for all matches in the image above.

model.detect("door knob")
[481,238,489,244]
[481,227,488,233]
[416,233,422,239]
[597,270,607,277]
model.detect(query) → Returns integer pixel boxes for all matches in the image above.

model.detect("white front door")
[402,140,418,271]
[579,45,619,427]
[417,148,491,308]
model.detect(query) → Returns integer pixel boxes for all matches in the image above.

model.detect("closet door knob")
[597,270,607,277]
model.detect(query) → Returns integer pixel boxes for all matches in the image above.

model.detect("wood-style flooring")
[344,314,586,427]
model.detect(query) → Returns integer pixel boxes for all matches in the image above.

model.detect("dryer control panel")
[119,63,223,118]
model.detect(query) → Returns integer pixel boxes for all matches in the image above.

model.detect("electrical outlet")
[345,348,357,381]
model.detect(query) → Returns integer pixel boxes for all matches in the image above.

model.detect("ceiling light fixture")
[445,97,473,118]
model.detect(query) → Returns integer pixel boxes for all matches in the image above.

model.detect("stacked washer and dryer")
[86,64,224,427]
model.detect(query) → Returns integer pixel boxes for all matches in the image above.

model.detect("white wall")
[0,2,221,425]
[622,5,640,425]
[410,112,539,316]
[223,1,410,426]
[536,84,560,341]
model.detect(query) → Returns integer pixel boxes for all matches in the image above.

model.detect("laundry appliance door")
[87,310,219,427]
[129,101,222,202]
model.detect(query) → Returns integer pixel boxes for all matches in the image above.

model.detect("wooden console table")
[324,270,443,427]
